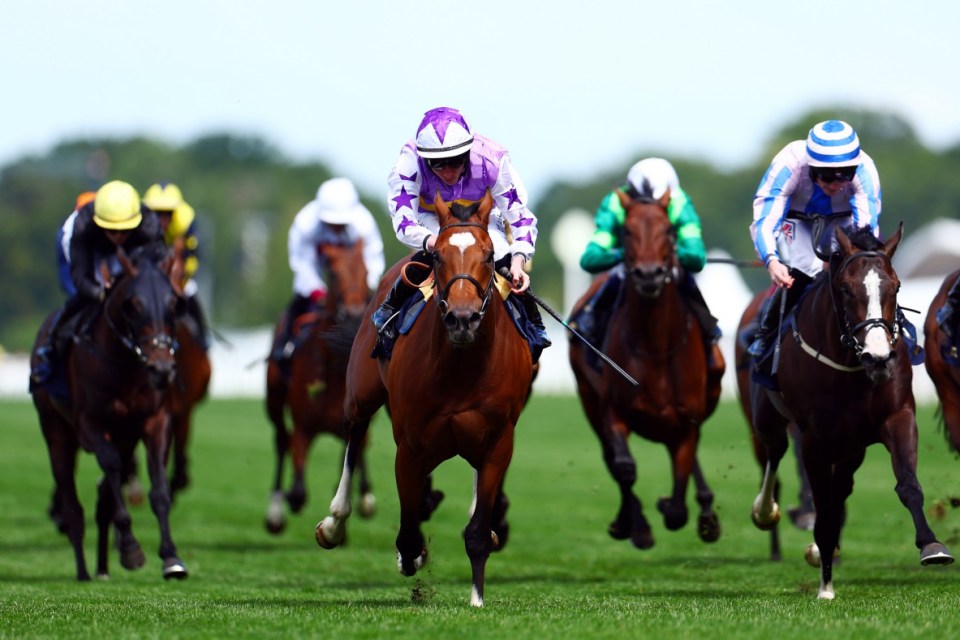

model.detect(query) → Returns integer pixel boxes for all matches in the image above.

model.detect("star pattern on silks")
[397,215,418,236]
[399,172,418,182]
[500,187,522,209]
[511,215,534,245]
[392,186,417,212]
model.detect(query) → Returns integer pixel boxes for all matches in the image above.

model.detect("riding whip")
[705,257,764,268]
[498,268,639,387]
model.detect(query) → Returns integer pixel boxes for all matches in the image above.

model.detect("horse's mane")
[448,201,481,222]
[843,226,884,252]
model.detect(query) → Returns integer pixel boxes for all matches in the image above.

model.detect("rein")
[101,278,177,365]
[433,221,495,316]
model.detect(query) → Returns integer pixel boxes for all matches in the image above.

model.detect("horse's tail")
[321,316,363,363]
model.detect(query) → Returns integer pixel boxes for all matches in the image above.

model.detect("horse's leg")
[601,416,653,549]
[394,442,429,577]
[142,411,188,579]
[882,408,954,565]
[169,411,190,497]
[94,474,116,578]
[264,365,290,534]
[39,409,90,580]
[691,458,721,543]
[787,423,815,531]
[315,416,372,548]
[657,433,696,531]
[937,381,960,454]
[121,448,145,507]
[286,426,312,514]
[419,473,445,522]
[464,430,514,608]
[356,437,377,518]
[490,481,510,552]
[750,388,789,530]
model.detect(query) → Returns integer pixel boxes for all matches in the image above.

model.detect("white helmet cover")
[415,107,474,159]
[315,177,363,224]
[626,158,679,200]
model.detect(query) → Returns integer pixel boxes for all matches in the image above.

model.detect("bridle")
[830,250,900,358]
[432,221,495,317]
[102,271,178,365]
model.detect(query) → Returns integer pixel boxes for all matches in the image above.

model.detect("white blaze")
[862,269,891,357]
[449,232,476,255]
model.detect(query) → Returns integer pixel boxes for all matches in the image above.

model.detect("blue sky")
[4,1,959,200]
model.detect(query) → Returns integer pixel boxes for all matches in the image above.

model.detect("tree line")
[2,108,958,351]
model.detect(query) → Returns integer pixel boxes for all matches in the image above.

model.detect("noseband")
[831,250,900,358]
[433,221,495,316]
[103,278,177,365]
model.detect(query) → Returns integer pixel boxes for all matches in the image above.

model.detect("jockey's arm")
[580,191,624,274]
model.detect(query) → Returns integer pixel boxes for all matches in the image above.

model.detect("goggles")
[810,166,857,184]
[427,154,468,170]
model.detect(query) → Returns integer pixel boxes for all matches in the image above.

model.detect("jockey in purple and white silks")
[386,122,537,265]
[373,107,550,354]
[748,119,883,358]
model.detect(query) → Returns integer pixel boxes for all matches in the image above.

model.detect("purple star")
[399,172,418,182]
[392,186,416,212]
[514,231,533,244]
[500,187,522,209]
[397,216,418,236]
[511,215,534,229]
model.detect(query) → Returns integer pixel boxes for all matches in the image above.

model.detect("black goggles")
[810,166,857,183]
[427,154,468,170]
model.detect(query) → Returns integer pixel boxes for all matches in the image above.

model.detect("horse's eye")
[487,251,495,264]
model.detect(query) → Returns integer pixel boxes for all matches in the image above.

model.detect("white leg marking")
[266,490,285,527]
[470,585,484,607]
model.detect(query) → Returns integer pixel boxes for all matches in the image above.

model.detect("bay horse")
[567,190,724,550]
[734,288,816,561]
[749,224,953,599]
[30,248,189,580]
[264,240,373,534]
[315,191,533,607]
[923,268,960,455]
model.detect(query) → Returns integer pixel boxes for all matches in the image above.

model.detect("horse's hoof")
[631,529,655,550]
[920,542,955,566]
[698,513,721,543]
[397,548,428,577]
[657,497,688,531]
[751,499,780,530]
[315,517,344,549]
[358,493,377,519]
[804,543,821,567]
[286,492,306,514]
[491,520,509,552]
[264,516,286,535]
[123,478,146,507]
[608,520,630,540]
[788,507,816,531]
[120,547,146,571]
[162,558,189,580]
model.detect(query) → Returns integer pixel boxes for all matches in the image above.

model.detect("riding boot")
[272,294,312,362]
[939,277,960,340]
[371,275,418,343]
[572,270,622,346]
[185,294,210,351]
[748,287,785,358]
[518,291,552,349]
[679,273,721,348]
[31,295,86,384]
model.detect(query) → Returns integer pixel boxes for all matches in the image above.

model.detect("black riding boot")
[185,294,210,351]
[679,273,721,346]
[371,276,418,342]
[272,294,313,362]
[31,295,86,384]
[748,271,812,357]
[571,271,622,346]
[518,292,552,348]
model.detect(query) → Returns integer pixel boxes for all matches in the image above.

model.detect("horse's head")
[430,190,496,346]
[320,240,369,321]
[830,223,903,383]
[617,189,676,297]
[104,249,184,390]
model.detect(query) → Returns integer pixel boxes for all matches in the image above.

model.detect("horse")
[567,189,725,550]
[315,191,533,607]
[923,268,960,455]
[748,224,953,599]
[264,240,374,534]
[30,248,189,581]
[734,288,816,561]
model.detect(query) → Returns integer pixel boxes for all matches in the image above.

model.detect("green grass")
[1,397,959,639]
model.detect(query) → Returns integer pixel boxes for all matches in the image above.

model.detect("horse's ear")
[882,222,904,258]
[476,189,494,225]
[835,225,854,256]
[616,188,632,210]
[433,191,452,226]
[658,188,671,209]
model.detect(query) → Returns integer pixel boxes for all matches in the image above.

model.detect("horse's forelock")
[844,226,883,252]
[449,201,479,222]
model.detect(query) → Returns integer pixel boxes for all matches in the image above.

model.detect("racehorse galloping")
[749,224,953,599]
[316,192,533,607]
[30,249,188,580]
[734,289,816,561]
[568,189,724,550]
[923,269,960,455]
[264,241,372,533]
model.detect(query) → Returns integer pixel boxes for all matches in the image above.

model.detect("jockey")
[375,106,550,352]
[272,177,385,362]
[32,180,166,384]
[748,119,882,357]
[570,158,720,355]
[142,181,209,350]
[56,191,97,297]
